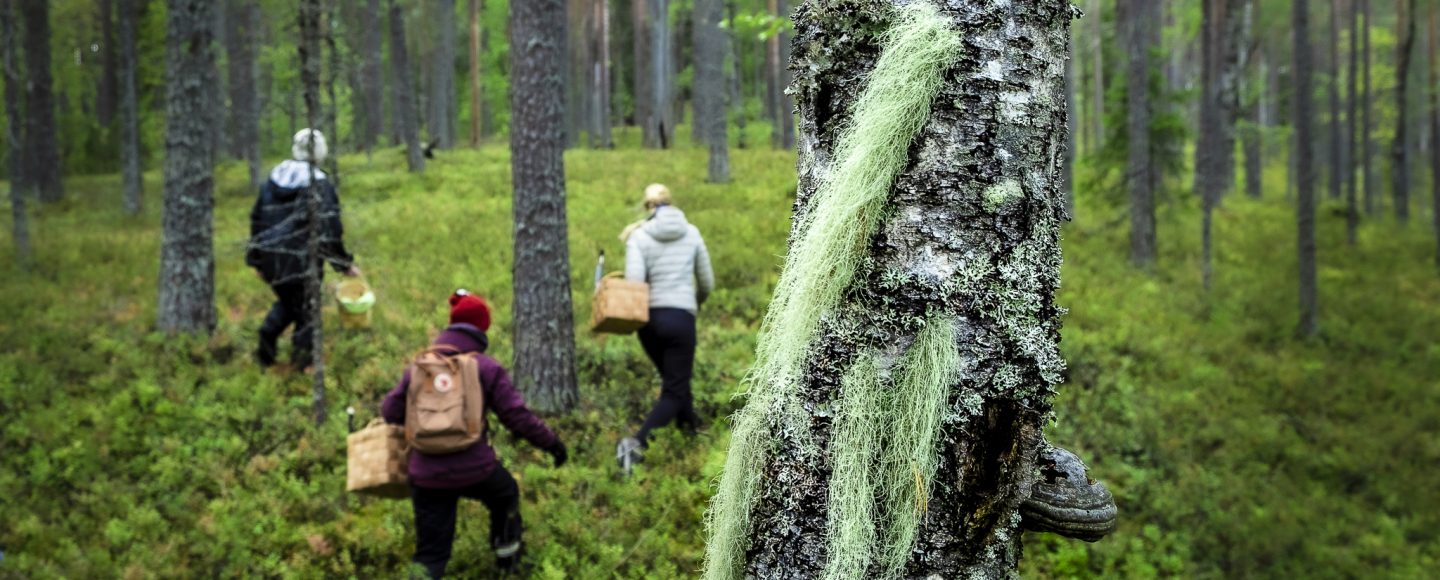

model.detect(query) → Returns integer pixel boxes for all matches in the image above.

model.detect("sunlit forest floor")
[1,137,1437,578]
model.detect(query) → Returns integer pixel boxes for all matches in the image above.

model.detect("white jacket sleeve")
[695,233,715,305]
[625,236,647,283]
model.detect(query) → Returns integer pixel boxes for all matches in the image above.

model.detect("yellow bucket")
[335,278,375,329]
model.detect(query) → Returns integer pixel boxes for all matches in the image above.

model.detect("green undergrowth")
[0,133,1436,577]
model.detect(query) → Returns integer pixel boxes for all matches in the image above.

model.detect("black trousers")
[257,282,313,367]
[411,467,524,579]
[636,308,699,443]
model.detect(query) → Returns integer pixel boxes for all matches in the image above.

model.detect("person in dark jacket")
[246,129,359,369]
[616,184,715,473]
[382,290,568,578]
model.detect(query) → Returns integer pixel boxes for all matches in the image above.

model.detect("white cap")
[292,128,329,163]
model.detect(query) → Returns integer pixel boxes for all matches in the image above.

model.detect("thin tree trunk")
[119,0,142,214]
[649,0,673,148]
[1347,0,1360,243]
[470,0,483,146]
[97,0,118,126]
[1296,0,1320,337]
[1430,5,1440,268]
[591,0,613,148]
[21,0,63,204]
[1245,45,1264,200]
[325,0,340,179]
[1199,0,1246,292]
[428,0,456,149]
[1128,0,1157,268]
[1328,0,1344,202]
[300,0,328,426]
[777,0,794,150]
[1065,24,1077,217]
[1362,0,1375,214]
[1394,0,1418,223]
[360,0,384,151]
[1091,0,1104,146]
[695,0,728,182]
[226,0,262,189]
[511,0,579,413]
[728,0,746,150]
[704,3,1089,577]
[391,0,425,172]
[158,0,217,334]
[633,0,656,146]
[764,0,780,148]
[2,0,30,268]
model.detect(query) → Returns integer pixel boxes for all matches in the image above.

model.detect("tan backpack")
[405,347,485,455]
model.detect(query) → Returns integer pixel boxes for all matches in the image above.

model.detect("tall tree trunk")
[360,0,384,151]
[703,3,1090,577]
[511,0,579,413]
[633,0,656,146]
[1347,0,1360,243]
[1245,45,1264,200]
[1090,0,1104,147]
[1362,0,1375,214]
[728,0,746,150]
[649,0,673,148]
[325,0,340,179]
[1394,0,1418,223]
[391,0,425,172]
[2,0,30,268]
[1328,0,1344,201]
[119,0,142,214]
[764,0,780,148]
[300,0,328,425]
[158,0,217,334]
[1197,0,1246,292]
[1296,0,1320,337]
[470,0,483,146]
[590,0,614,148]
[226,0,262,189]
[1128,0,1157,268]
[777,0,794,150]
[1430,5,1440,268]
[429,0,456,149]
[97,0,118,126]
[1065,24,1076,217]
[695,0,728,182]
[21,0,63,204]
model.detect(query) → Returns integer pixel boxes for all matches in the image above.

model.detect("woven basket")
[346,419,409,498]
[591,274,649,334]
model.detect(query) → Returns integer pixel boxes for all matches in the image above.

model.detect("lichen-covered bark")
[721,1,1072,577]
[157,0,217,334]
[510,0,579,413]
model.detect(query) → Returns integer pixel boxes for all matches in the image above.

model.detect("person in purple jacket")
[381,290,568,578]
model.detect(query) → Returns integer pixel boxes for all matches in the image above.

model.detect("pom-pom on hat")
[449,289,492,332]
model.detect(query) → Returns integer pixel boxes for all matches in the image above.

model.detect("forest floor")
[1,139,1437,578]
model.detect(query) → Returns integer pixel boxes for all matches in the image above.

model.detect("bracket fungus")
[1020,444,1118,543]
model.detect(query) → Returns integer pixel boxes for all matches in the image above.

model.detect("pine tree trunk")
[649,0,673,148]
[1065,26,1077,217]
[511,0,579,414]
[1244,45,1264,200]
[1090,0,1104,146]
[1198,0,1246,291]
[21,0,64,204]
[704,3,1083,577]
[1394,0,1418,223]
[592,0,613,148]
[1296,0,1319,337]
[226,0,262,189]
[470,0,483,146]
[158,0,217,334]
[1328,0,1344,201]
[1362,0,1375,215]
[391,0,425,172]
[299,0,329,425]
[1347,0,1360,244]
[119,0,142,214]
[2,0,30,268]
[633,0,656,146]
[696,0,728,182]
[428,0,456,149]
[764,0,780,148]
[728,0,746,150]
[1127,0,1156,268]
[97,0,118,126]
[1430,6,1440,269]
[361,0,384,151]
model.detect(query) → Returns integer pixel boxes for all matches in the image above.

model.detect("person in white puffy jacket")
[615,184,715,472]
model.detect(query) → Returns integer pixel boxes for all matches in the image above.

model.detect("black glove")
[548,441,568,468]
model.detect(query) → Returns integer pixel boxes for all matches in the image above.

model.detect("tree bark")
[728,0,747,149]
[633,0,655,145]
[1362,0,1375,215]
[1430,5,1440,269]
[1346,0,1359,244]
[391,0,425,172]
[649,0,674,148]
[20,0,63,204]
[590,0,614,148]
[510,0,579,414]
[1394,0,1418,223]
[1244,45,1264,200]
[1065,24,1077,216]
[695,0,729,182]
[360,0,384,151]
[470,0,483,146]
[1127,0,1157,268]
[1295,0,1320,337]
[225,0,262,189]
[429,0,457,149]
[703,2,1077,577]
[1197,0,1246,291]
[2,0,30,268]
[119,0,142,214]
[1090,0,1104,148]
[97,0,118,126]
[300,0,329,425]
[158,0,217,334]
[1328,0,1345,202]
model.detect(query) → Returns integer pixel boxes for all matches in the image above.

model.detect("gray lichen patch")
[982,179,1024,214]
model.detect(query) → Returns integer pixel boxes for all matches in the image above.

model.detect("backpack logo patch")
[433,373,455,393]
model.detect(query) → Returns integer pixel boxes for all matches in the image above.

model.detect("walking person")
[382,290,569,577]
[246,128,358,370]
[616,184,715,473]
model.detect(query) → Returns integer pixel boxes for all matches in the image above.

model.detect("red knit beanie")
[448,290,492,332]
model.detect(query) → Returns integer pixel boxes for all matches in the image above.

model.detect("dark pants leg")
[257,282,313,367]
[411,468,525,578]
[636,308,698,443]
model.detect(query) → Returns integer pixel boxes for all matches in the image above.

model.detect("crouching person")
[381,290,568,577]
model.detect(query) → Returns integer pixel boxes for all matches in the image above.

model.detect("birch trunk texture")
[158,0,217,334]
[21,0,64,204]
[118,0,142,214]
[695,0,729,182]
[390,0,425,172]
[1126,0,1157,268]
[2,0,30,268]
[511,0,580,414]
[1295,0,1320,338]
[702,2,1098,578]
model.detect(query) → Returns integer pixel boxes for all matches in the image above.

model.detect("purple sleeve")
[380,368,411,425]
[484,364,559,450]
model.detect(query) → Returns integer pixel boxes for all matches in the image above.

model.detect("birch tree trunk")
[21,0,63,204]
[704,2,1085,577]
[1296,0,1320,337]
[390,0,425,172]
[511,0,579,414]
[2,0,30,268]
[158,0,216,334]
[1127,0,1157,268]
[118,0,142,214]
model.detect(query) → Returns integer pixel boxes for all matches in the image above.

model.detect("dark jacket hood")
[433,323,490,354]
